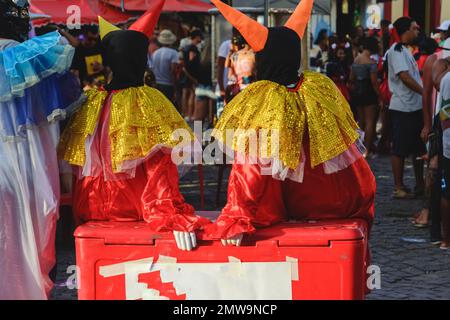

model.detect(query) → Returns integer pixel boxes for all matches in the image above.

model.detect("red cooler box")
[74,212,369,300]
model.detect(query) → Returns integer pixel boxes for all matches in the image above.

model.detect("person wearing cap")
[436,20,450,48]
[205,0,376,253]
[440,24,450,59]
[58,1,209,252]
[152,29,179,102]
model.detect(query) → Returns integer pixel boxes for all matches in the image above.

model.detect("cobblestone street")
[51,155,450,300]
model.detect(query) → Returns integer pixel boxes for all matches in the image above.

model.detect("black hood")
[101,29,149,91]
[256,27,302,86]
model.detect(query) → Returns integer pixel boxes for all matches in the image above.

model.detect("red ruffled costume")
[208,0,376,240]
[211,140,375,239]
[59,1,208,233]
[69,92,205,232]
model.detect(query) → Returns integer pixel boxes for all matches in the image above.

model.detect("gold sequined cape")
[212,71,359,170]
[58,86,193,172]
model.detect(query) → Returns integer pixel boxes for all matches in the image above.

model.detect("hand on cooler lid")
[221,234,244,247]
[173,231,197,251]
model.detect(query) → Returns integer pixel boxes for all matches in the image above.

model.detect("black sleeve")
[70,47,83,71]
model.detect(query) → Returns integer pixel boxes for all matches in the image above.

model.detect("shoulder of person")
[388,44,405,59]
[219,40,231,49]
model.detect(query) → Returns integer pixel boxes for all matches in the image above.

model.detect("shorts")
[156,84,174,102]
[352,90,378,107]
[351,80,378,107]
[442,157,450,200]
[195,84,217,101]
[390,109,427,158]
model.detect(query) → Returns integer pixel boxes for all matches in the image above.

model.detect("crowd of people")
[309,17,450,249]
[2,0,450,301]
[60,22,259,129]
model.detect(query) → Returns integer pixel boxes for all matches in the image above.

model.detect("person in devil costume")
[58,0,209,252]
[207,0,376,251]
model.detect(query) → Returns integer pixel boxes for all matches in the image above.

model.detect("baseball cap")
[436,20,450,32]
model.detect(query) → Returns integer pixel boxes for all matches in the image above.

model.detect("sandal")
[413,222,430,228]
[393,187,415,199]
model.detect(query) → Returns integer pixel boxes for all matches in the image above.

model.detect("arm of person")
[170,51,180,87]
[58,28,80,47]
[227,55,236,82]
[398,71,423,95]
[370,64,383,107]
[171,62,178,86]
[421,54,438,141]
[183,67,198,85]
[348,68,355,92]
[217,56,226,96]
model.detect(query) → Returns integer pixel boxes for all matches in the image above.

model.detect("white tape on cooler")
[286,256,299,281]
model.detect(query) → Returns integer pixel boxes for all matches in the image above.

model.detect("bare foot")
[412,208,429,226]
[441,241,450,250]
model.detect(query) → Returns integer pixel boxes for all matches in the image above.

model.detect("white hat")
[158,29,177,45]
[436,20,450,32]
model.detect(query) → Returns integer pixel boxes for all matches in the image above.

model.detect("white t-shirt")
[387,43,423,112]
[152,47,179,86]
[439,72,450,159]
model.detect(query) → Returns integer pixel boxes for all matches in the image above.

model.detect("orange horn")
[285,0,314,39]
[211,0,268,52]
[129,0,165,38]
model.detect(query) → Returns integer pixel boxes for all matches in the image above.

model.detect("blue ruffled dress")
[0,31,84,299]
[0,31,84,139]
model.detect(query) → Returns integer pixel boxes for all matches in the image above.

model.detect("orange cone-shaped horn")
[129,0,165,38]
[211,0,268,52]
[285,0,314,39]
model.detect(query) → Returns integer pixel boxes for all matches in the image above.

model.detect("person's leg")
[390,110,414,197]
[440,157,450,248]
[430,155,443,242]
[208,98,215,127]
[391,155,405,189]
[357,106,366,131]
[413,157,437,227]
[193,97,208,122]
[181,87,189,118]
[441,197,450,248]
[378,107,392,154]
[187,87,196,120]
[413,156,425,193]
[412,110,427,193]
[364,104,378,155]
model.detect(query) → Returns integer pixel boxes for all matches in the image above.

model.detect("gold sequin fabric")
[58,86,194,172]
[212,71,359,169]
[58,89,107,167]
